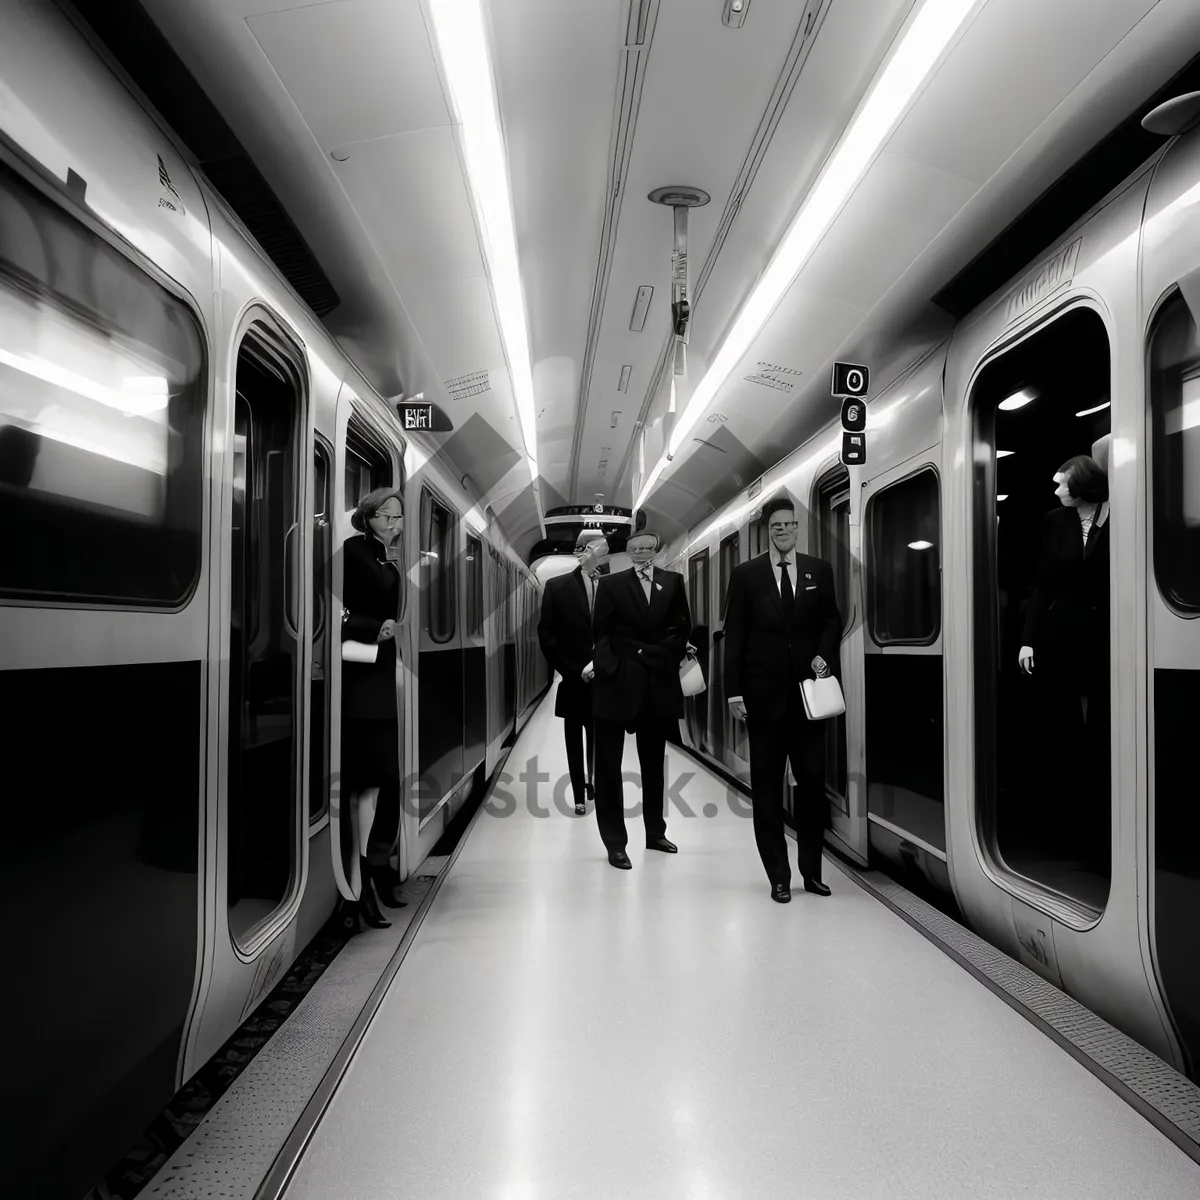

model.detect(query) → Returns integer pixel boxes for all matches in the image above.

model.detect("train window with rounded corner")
[865,468,940,645]
[466,533,484,637]
[0,158,205,605]
[421,487,456,643]
[1149,289,1200,613]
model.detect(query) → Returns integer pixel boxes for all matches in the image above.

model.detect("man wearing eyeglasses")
[722,494,842,903]
[590,530,692,869]
[537,534,610,816]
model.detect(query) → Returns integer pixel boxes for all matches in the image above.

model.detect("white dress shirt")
[635,563,655,602]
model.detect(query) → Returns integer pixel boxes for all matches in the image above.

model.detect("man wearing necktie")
[537,534,609,815]
[722,495,842,903]
[590,530,692,869]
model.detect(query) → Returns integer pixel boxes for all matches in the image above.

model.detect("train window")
[814,467,853,634]
[718,533,739,605]
[865,469,940,645]
[421,488,456,643]
[0,160,205,605]
[688,550,710,628]
[466,533,484,637]
[344,420,389,511]
[1149,290,1200,613]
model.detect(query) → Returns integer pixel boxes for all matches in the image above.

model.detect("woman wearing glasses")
[340,486,407,930]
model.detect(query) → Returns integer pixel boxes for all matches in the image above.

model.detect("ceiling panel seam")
[613,0,838,494]
[567,0,663,500]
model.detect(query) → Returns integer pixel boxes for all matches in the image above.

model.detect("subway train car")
[664,110,1200,1085]
[0,4,547,1198]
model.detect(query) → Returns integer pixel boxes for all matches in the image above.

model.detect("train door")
[812,465,865,861]
[416,485,464,850]
[310,437,333,832]
[224,320,310,952]
[331,399,406,889]
[503,561,517,729]
[713,531,744,769]
[463,532,487,781]
[686,549,711,753]
[1146,283,1200,1082]
[861,461,945,880]
[970,307,1113,913]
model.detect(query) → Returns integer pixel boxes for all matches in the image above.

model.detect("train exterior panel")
[0,3,546,1196]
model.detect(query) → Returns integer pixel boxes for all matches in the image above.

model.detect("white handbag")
[800,674,845,720]
[342,640,379,664]
[679,651,707,697]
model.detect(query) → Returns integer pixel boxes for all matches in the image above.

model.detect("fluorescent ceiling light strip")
[428,0,542,521]
[635,0,977,512]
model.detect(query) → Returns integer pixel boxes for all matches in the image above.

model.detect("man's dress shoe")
[574,801,587,815]
[646,836,677,853]
[803,878,831,897]
[607,850,632,870]
[771,883,792,904]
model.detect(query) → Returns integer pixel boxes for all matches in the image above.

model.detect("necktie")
[638,568,652,603]
[587,572,597,614]
[779,559,794,610]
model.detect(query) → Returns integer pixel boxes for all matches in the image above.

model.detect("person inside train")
[1018,454,1110,870]
[340,486,408,929]
[722,494,842,903]
[537,533,609,816]
[590,529,691,869]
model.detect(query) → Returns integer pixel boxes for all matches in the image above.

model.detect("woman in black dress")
[341,486,407,929]
[1018,454,1110,868]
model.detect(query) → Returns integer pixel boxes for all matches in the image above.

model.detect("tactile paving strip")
[144,873,438,1200]
[829,856,1200,1162]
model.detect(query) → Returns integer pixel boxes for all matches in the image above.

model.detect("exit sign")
[400,402,433,431]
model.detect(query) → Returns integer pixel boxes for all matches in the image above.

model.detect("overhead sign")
[840,431,866,466]
[840,397,867,432]
[396,400,454,433]
[832,361,870,397]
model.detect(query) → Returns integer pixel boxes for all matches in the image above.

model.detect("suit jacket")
[591,566,691,727]
[340,533,401,720]
[1022,506,1109,690]
[722,551,841,722]
[537,566,596,721]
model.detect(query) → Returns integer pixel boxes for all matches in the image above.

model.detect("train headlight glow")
[428,0,543,532]
[635,0,980,512]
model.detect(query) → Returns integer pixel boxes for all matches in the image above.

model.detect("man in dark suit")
[723,495,842,903]
[591,529,692,869]
[537,534,610,815]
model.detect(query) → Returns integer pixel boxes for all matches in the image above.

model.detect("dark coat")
[722,552,842,723]
[591,567,691,728]
[340,533,401,721]
[1022,506,1109,693]
[537,566,596,722]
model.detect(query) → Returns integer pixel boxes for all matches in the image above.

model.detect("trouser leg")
[584,710,596,788]
[785,698,828,882]
[634,721,668,841]
[563,716,586,804]
[593,718,629,851]
[747,717,790,886]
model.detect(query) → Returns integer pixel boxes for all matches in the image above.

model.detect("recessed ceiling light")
[635,0,979,512]
[997,494,1008,501]
[595,493,605,497]
[996,449,1014,458]
[908,540,934,551]
[998,388,1036,411]
[1076,401,1111,417]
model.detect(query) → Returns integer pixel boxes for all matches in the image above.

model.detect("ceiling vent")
[446,370,491,401]
[629,286,654,332]
[611,411,622,428]
[618,365,632,392]
[626,0,657,46]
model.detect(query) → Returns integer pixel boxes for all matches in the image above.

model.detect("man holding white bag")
[723,495,843,903]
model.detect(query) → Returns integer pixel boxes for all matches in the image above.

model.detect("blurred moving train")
[661,96,1200,1088]
[0,4,547,1198]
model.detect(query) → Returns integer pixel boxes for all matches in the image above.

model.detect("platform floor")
[282,686,1200,1199]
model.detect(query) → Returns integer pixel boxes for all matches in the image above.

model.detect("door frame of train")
[810,457,869,867]
[330,385,411,892]
[857,451,947,866]
[183,302,313,1079]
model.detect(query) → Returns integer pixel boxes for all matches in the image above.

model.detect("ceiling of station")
[136,0,1200,556]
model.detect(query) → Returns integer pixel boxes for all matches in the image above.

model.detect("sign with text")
[840,397,867,432]
[840,431,866,466]
[396,401,454,433]
[831,361,870,397]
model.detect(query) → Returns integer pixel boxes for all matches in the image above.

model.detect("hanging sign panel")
[831,361,870,397]
[840,431,866,466]
[840,397,867,432]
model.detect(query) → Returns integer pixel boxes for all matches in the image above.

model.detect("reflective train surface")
[662,116,1200,1087]
[0,6,546,1197]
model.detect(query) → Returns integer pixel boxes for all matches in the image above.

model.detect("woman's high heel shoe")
[358,859,391,928]
[368,861,409,909]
